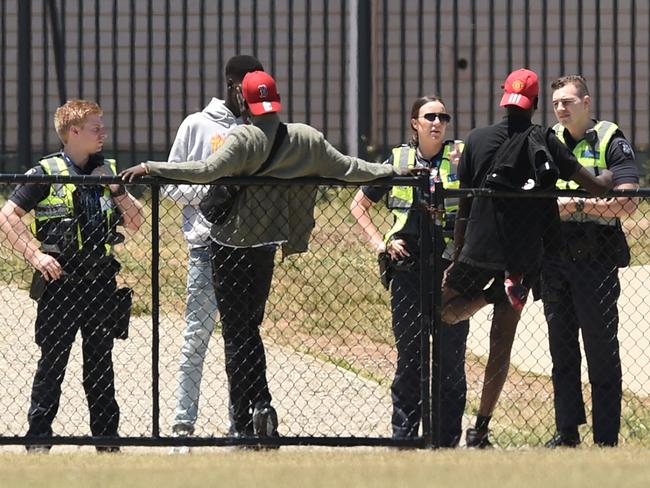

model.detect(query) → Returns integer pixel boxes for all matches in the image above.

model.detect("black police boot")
[96,446,121,454]
[545,429,580,448]
[465,427,493,449]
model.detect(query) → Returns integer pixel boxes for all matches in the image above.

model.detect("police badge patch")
[618,141,634,157]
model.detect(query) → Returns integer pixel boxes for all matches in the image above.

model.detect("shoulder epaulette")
[39,151,63,161]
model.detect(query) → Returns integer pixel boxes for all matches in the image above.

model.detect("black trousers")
[542,256,622,445]
[390,263,469,446]
[211,243,275,434]
[27,276,119,438]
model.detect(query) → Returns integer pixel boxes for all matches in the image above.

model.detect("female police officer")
[350,96,469,446]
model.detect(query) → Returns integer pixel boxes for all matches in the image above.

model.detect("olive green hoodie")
[146,113,395,255]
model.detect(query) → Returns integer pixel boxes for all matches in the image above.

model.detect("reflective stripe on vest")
[554,120,618,225]
[384,142,462,243]
[31,157,118,254]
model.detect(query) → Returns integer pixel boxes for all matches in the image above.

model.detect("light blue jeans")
[173,246,219,430]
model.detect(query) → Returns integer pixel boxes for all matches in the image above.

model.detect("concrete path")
[0,285,391,439]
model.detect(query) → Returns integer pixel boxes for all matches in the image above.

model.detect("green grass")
[2,449,650,488]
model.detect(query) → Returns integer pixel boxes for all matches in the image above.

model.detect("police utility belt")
[29,256,133,341]
[377,236,445,290]
[29,270,133,341]
[561,220,630,268]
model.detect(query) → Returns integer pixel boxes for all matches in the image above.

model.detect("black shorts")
[445,260,507,303]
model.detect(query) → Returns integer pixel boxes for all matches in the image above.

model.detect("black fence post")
[150,184,161,437]
[430,180,446,449]
[357,0,371,160]
[17,0,32,170]
[46,0,67,105]
[418,175,433,448]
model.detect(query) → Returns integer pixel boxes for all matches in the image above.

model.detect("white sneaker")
[170,445,191,455]
[169,425,193,455]
[25,445,51,454]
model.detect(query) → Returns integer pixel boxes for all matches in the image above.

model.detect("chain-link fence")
[0,174,648,449]
[442,185,650,448]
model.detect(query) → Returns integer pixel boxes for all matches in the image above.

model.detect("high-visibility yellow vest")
[31,156,118,255]
[554,120,618,225]
[385,141,461,243]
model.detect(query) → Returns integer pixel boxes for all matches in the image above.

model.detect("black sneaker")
[252,403,279,438]
[228,429,265,451]
[465,427,493,449]
[96,446,121,454]
[252,403,279,450]
[545,432,580,448]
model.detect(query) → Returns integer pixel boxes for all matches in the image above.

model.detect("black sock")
[475,415,491,432]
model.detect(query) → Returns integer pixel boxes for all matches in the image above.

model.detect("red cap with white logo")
[499,68,539,109]
[241,70,282,115]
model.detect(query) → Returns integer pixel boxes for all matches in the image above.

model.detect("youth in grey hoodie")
[162,97,242,248]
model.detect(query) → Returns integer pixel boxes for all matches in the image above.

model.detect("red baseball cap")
[499,68,539,109]
[241,70,282,115]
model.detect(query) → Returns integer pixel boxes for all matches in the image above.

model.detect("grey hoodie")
[162,98,241,248]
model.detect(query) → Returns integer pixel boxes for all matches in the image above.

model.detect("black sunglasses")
[420,112,451,123]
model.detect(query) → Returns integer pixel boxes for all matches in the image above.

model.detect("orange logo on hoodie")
[211,134,226,153]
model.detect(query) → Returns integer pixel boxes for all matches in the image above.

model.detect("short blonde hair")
[54,99,103,143]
